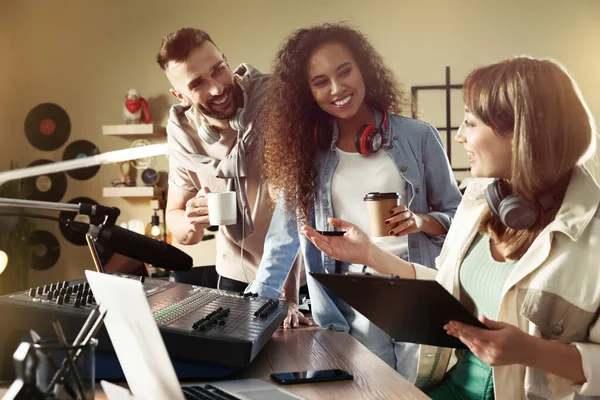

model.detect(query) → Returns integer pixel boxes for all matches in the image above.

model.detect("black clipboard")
[310,272,486,349]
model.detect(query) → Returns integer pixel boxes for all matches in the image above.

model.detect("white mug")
[207,192,237,226]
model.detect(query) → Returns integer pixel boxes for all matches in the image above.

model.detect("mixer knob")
[28,288,35,297]
[139,276,145,284]
[36,287,43,296]
[87,294,93,304]
[56,295,64,305]
[84,282,89,290]
[80,297,87,306]
[73,298,80,308]
[46,291,53,301]
[63,281,69,287]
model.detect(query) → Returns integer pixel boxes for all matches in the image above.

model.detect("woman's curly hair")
[258,23,409,222]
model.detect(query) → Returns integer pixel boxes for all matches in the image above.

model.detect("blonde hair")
[463,56,596,258]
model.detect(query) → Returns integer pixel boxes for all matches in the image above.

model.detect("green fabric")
[427,351,494,400]
[427,234,517,399]
[459,234,517,319]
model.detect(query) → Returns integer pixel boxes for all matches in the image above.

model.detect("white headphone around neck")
[195,81,249,145]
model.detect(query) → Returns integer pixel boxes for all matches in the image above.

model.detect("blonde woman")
[303,57,600,399]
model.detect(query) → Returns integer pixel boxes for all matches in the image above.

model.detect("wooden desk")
[238,327,427,399]
[0,327,428,399]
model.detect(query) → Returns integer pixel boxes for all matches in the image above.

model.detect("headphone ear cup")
[498,195,539,230]
[198,123,219,145]
[230,80,249,132]
[485,178,510,217]
[355,125,382,156]
[229,106,245,132]
[193,106,220,144]
[495,179,511,199]
[485,179,504,217]
[314,120,333,150]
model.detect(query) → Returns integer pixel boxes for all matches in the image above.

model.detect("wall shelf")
[103,186,164,198]
[102,124,165,135]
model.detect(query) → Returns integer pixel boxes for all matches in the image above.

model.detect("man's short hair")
[156,28,217,70]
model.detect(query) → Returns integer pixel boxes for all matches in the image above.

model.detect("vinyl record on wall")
[24,103,71,151]
[59,196,103,246]
[29,230,61,270]
[24,159,67,202]
[62,140,101,180]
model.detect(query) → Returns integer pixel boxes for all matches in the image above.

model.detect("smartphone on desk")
[270,369,353,385]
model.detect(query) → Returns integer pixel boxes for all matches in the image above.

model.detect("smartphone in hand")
[316,230,346,236]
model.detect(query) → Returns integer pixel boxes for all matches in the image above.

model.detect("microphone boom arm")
[0,198,120,227]
[0,143,168,186]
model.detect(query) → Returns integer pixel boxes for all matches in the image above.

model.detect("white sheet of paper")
[100,380,136,400]
[86,271,185,400]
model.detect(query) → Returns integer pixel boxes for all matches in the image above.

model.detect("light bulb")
[150,225,161,237]
[0,250,7,275]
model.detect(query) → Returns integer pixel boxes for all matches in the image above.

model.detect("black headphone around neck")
[484,172,571,230]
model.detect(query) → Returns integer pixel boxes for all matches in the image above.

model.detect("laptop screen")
[85,270,185,400]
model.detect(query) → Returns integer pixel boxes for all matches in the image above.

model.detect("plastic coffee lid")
[363,192,400,201]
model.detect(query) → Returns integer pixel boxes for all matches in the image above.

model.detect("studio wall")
[0,0,598,286]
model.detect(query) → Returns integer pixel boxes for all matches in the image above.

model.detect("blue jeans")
[336,300,419,383]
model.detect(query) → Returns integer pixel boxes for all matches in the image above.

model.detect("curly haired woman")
[245,23,462,381]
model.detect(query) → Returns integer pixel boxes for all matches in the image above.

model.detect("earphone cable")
[235,128,249,285]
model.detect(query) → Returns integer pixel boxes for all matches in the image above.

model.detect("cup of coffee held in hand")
[363,192,401,239]
[207,191,237,226]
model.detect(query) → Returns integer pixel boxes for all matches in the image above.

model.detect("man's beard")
[196,84,236,120]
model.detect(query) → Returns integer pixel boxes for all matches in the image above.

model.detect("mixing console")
[0,274,287,382]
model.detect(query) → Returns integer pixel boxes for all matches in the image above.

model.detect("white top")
[331,148,409,271]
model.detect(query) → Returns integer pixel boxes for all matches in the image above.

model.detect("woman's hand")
[301,217,373,266]
[283,302,314,329]
[444,315,532,366]
[386,205,446,237]
[386,205,422,236]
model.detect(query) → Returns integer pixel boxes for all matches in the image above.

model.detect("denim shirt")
[246,113,462,331]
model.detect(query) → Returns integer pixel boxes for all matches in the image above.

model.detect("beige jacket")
[166,64,304,283]
[413,166,600,399]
